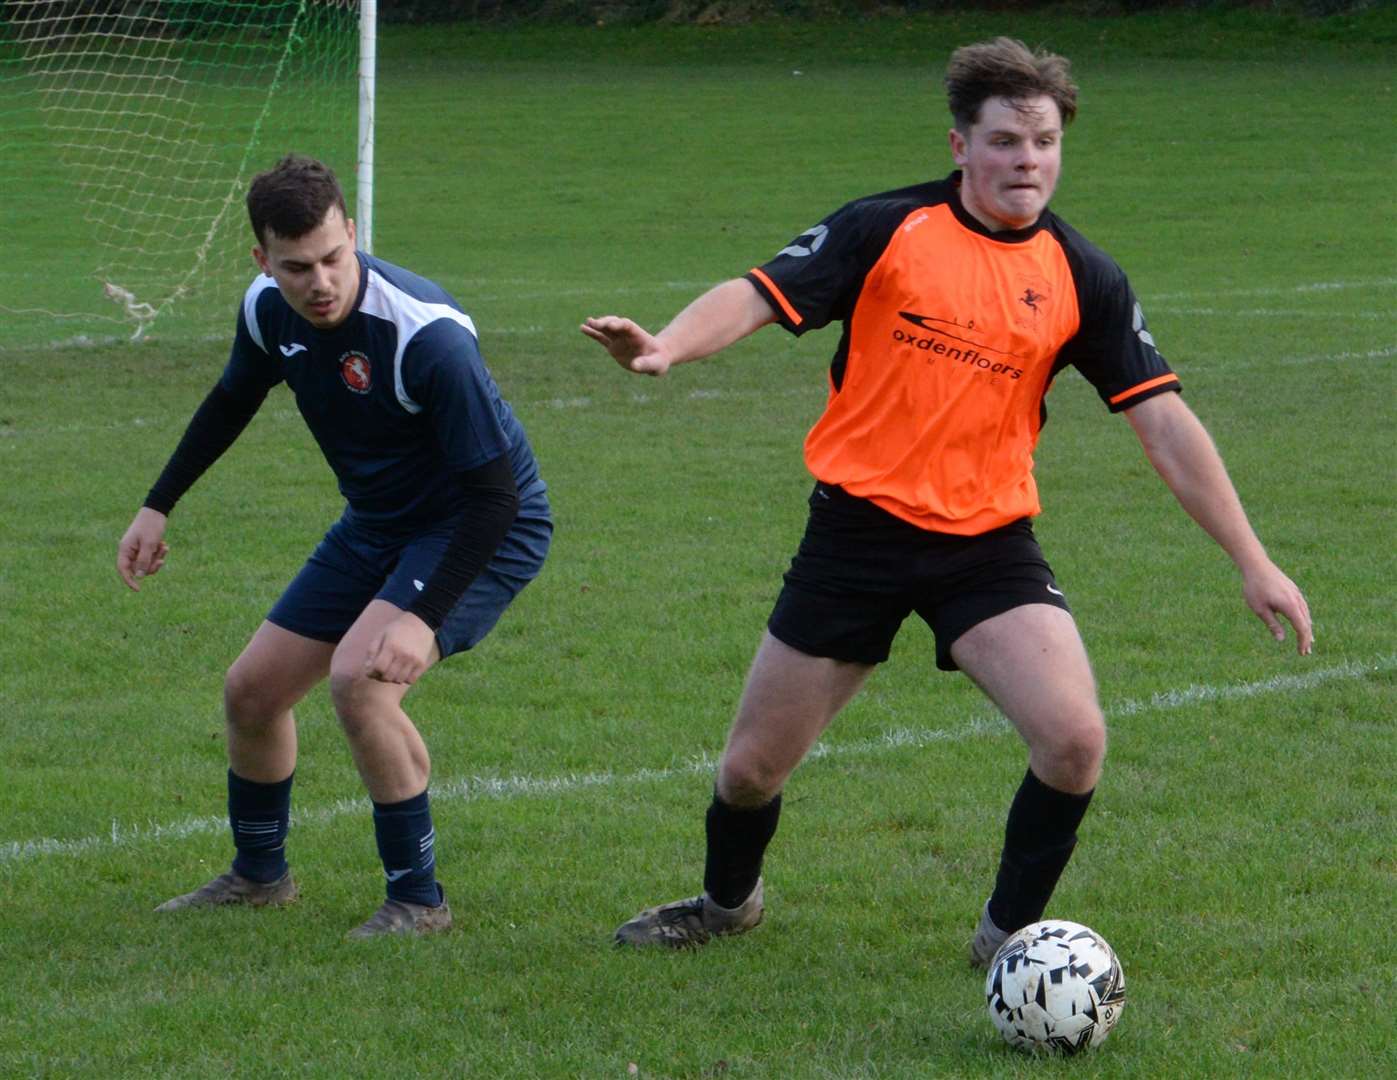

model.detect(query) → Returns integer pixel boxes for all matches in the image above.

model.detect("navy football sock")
[987,768,1094,933]
[228,769,292,884]
[372,789,442,907]
[703,791,781,909]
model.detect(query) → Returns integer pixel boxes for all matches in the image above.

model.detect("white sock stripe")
[3,655,1389,865]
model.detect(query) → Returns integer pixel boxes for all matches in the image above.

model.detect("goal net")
[0,0,362,347]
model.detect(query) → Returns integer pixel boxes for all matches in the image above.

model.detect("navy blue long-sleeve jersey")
[216,251,544,531]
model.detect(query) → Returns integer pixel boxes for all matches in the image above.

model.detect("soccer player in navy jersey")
[582,38,1312,960]
[117,154,551,938]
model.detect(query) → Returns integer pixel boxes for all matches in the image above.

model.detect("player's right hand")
[117,507,170,591]
[580,316,673,376]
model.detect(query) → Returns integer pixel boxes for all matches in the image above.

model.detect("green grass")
[2,12,1395,1078]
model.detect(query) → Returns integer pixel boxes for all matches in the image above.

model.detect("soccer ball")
[984,919,1126,1055]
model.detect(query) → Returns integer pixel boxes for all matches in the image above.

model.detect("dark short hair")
[246,154,348,246]
[945,37,1078,131]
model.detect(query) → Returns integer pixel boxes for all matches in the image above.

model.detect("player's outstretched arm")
[1126,392,1313,654]
[116,506,171,591]
[581,277,776,376]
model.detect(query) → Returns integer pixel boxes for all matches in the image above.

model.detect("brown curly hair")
[945,37,1078,132]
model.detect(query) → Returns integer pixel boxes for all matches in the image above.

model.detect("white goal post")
[358,0,374,255]
[0,0,374,345]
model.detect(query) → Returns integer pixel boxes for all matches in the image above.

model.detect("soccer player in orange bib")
[582,37,1312,962]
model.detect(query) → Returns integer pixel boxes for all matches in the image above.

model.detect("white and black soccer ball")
[984,919,1126,1055]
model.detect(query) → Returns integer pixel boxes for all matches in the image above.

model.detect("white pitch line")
[1106,657,1392,717]
[1186,345,1397,373]
[1147,277,1397,302]
[2,655,1390,867]
[1154,307,1386,320]
[7,277,1395,355]
[2,268,1392,435]
[4,387,831,438]
[469,280,717,304]
[1272,345,1396,366]
[6,337,1383,443]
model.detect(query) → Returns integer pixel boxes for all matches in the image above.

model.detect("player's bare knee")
[223,662,290,733]
[327,666,377,729]
[717,754,786,807]
[1043,712,1106,787]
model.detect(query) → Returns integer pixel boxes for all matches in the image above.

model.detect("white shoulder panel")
[359,270,478,414]
[241,274,279,354]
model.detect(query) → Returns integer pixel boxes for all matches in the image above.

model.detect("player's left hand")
[364,612,436,684]
[1241,560,1313,655]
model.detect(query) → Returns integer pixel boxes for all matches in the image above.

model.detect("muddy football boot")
[614,878,764,949]
[154,870,297,912]
[969,900,1012,970]
[347,897,454,939]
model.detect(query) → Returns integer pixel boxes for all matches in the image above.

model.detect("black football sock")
[372,789,442,907]
[987,768,1094,933]
[703,790,782,909]
[228,769,293,884]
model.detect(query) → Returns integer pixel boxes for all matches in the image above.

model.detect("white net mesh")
[0,0,360,346]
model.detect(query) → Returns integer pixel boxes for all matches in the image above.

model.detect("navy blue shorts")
[768,484,1070,672]
[266,492,552,659]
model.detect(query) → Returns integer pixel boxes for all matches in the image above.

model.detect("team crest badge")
[1013,275,1051,328]
[339,351,372,394]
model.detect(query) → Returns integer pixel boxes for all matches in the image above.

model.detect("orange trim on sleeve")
[748,267,803,327]
[1109,372,1179,405]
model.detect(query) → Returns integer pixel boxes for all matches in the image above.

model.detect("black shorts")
[767,484,1071,671]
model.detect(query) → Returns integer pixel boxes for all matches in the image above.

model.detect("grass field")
[1,10,1394,1078]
